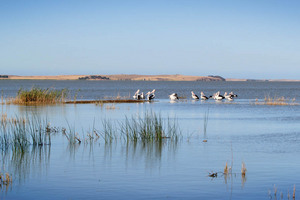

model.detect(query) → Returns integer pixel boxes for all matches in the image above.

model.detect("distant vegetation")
[207,75,226,81]
[0,75,8,78]
[78,75,109,80]
[8,87,68,104]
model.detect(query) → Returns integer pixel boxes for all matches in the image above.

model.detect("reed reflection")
[123,139,179,169]
[1,145,51,185]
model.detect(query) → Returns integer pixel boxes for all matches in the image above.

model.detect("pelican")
[214,91,225,100]
[224,92,234,100]
[140,92,145,99]
[191,91,199,100]
[200,92,209,100]
[146,90,155,101]
[133,89,141,100]
[229,91,238,98]
[169,93,179,101]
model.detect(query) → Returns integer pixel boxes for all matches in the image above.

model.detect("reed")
[293,184,296,199]
[269,185,295,200]
[119,112,180,142]
[241,162,247,177]
[62,123,82,145]
[254,96,298,106]
[102,119,115,143]
[9,87,68,104]
[224,162,228,174]
[0,115,52,150]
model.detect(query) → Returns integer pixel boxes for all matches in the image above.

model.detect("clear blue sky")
[1,0,300,79]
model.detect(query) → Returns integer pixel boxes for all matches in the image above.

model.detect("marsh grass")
[62,123,82,145]
[254,96,298,106]
[119,112,180,142]
[269,185,296,200]
[101,119,115,143]
[104,93,131,100]
[0,115,53,150]
[8,87,68,104]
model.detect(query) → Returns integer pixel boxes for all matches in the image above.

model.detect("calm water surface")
[0,80,300,199]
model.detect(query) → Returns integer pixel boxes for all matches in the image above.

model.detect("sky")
[0,0,300,79]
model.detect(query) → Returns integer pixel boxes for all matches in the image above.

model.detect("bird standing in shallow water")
[146,89,156,101]
[200,92,209,100]
[213,91,225,100]
[191,91,199,100]
[133,89,141,100]
[169,93,179,101]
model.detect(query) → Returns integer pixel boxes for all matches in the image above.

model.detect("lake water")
[0,80,300,200]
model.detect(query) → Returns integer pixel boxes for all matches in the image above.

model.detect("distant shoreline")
[0,74,225,81]
[0,74,300,82]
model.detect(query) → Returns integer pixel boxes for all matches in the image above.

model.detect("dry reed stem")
[241,162,247,176]
[293,184,295,199]
[274,184,278,197]
[224,162,228,174]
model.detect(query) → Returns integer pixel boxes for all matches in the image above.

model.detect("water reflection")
[1,145,51,185]
[122,140,179,170]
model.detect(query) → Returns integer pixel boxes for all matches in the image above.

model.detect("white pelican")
[224,92,234,100]
[229,91,238,98]
[140,92,145,99]
[214,91,225,100]
[169,93,179,101]
[133,89,141,100]
[146,90,155,101]
[191,91,199,100]
[200,92,209,100]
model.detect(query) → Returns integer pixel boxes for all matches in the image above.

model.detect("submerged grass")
[7,87,68,105]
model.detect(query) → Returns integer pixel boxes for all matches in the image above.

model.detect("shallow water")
[0,80,300,199]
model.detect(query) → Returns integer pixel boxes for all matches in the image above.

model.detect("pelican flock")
[133,89,238,101]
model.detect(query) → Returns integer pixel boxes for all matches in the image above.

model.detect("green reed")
[0,115,52,151]
[9,87,68,104]
[119,112,180,142]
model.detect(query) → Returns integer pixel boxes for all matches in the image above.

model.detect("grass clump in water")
[119,112,180,142]
[10,87,68,104]
[254,96,298,106]
[0,114,52,151]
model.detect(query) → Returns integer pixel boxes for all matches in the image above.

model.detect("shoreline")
[0,74,300,82]
[0,74,225,81]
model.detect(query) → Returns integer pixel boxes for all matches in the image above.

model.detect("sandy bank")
[1,74,224,81]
